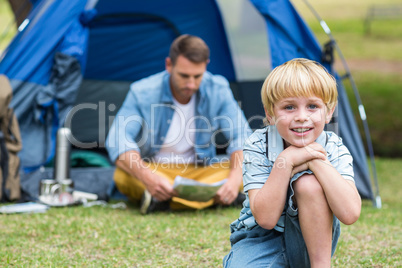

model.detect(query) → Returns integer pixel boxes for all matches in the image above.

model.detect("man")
[106,35,251,214]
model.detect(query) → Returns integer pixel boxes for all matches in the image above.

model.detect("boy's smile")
[267,96,334,148]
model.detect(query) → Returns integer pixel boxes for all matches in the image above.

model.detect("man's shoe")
[140,190,170,214]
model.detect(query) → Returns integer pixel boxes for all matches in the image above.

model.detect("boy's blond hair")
[261,58,338,117]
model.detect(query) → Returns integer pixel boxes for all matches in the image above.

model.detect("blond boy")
[223,58,361,267]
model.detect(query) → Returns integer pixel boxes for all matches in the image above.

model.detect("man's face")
[267,96,334,148]
[166,55,207,104]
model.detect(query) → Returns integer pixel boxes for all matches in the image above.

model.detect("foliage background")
[293,0,402,157]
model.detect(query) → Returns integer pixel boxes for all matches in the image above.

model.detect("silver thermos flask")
[54,128,72,182]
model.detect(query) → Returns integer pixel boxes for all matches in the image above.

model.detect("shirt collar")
[161,71,174,103]
[267,125,327,162]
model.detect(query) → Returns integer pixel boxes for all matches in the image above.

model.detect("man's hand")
[215,176,241,205]
[116,150,177,201]
[144,173,177,201]
[214,150,243,205]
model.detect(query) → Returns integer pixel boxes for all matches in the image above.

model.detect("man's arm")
[115,150,176,201]
[215,150,243,205]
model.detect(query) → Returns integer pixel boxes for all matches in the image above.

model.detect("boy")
[223,58,361,267]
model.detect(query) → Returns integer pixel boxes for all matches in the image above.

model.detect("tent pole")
[301,0,381,208]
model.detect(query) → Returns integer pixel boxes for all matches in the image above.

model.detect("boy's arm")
[249,143,326,230]
[308,159,361,225]
[248,158,292,230]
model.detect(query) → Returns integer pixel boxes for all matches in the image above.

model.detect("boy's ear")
[325,106,336,124]
[264,108,275,125]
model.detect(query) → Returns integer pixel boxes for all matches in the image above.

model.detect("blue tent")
[0,0,376,202]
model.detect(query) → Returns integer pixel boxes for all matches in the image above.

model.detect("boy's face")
[266,96,334,148]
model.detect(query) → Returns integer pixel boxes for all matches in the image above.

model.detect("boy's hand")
[291,162,310,176]
[281,142,327,175]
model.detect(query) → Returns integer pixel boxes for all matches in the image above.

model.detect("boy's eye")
[308,104,318,109]
[284,105,294,110]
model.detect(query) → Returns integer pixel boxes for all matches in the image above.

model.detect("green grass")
[344,71,402,157]
[0,157,401,267]
[333,158,401,267]
[292,0,402,61]
[309,19,402,61]
[0,204,238,266]
[292,0,402,21]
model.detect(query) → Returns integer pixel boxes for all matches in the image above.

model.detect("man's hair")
[169,34,210,65]
[261,58,338,117]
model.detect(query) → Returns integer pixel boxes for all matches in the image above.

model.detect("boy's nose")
[295,109,310,122]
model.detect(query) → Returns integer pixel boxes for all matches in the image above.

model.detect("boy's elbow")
[255,215,279,230]
[259,221,277,230]
[340,213,360,225]
[339,205,361,225]
[249,191,283,230]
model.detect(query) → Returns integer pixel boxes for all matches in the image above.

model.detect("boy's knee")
[293,174,324,200]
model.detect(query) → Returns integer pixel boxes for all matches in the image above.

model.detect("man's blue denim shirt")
[106,70,252,164]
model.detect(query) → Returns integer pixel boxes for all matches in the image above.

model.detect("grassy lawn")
[0,157,401,267]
